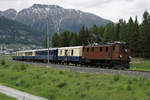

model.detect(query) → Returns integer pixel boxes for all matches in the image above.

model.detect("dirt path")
[0,85,48,100]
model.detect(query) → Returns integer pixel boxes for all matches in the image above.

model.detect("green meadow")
[0,60,150,100]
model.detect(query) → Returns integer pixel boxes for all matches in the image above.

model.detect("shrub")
[20,63,27,71]
[35,75,40,79]
[48,94,55,100]
[80,93,86,98]
[59,71,64,74]
[15,79,30,88]
[126,85,132,91]
[44,71,47,74]
[1,60,5,65]
[113,75,120,81]
[75,90,80,94]
[76,82,80,86]
[127,79,132,84]
[15,80,25,86]
[57,82,67,88]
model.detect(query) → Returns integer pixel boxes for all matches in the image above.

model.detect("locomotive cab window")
[92,47,94,52]
[100,47,102,52]
[83,47,85,51]
[113,46,115,51]
[87,48,89,52]
[106,47,108,52]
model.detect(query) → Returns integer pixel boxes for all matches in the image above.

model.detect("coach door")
[107,46,112,59]
[64,50,68,61]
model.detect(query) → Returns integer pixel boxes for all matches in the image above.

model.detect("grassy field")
[0,93,16,100]
[0,60,150,100]
[130,58,150,71]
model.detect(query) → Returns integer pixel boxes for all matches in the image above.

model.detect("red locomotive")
[82,42,131,69]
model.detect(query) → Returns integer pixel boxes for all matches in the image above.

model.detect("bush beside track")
[0,60,150,100]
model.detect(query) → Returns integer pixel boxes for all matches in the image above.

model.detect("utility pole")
[47,19,50,64]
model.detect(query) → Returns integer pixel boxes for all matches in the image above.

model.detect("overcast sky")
[0,0,150,23]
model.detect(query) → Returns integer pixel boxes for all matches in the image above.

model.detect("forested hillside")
[51,11,150,58]
[0,16,44,46]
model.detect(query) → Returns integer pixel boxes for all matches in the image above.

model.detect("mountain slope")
[0,4,111,36]
[0,16,44,46]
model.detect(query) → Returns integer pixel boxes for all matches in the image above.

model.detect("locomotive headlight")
[125,49,128,52]
[120,55,122,58]
[129,56,132,59]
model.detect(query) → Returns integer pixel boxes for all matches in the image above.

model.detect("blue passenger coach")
[34,48,58,62]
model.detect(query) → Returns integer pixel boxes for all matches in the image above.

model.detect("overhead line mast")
[47,19,50,64]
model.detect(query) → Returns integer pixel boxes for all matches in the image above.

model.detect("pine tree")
[114,23,120,41]
[78,25,87,46]
[90,24,103,43]
[139,11,150,58]
[99,26,105,39]
[103,23,114,42]
[69,32,78,46]
[132,16,140,56]
[52,32,59,47]
[59,31,70,47]
[119,19,128,42]
[127,17,135,43]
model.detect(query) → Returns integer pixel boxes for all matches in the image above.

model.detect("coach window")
[65,50,68,56]
[60,50,62,55]
[71,50,74,56]
[113,46,115,51]
[92,47,94,52]
[106,47,108,52]
[87,48,89,52]
[100,47,102,52]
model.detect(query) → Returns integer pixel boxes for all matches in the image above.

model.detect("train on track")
[12,42,131,69]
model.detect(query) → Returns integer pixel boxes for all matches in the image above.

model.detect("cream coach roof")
[16,50,36,53]
[58,46,83,50]
[15,48,58,53]
[34,48,57,51]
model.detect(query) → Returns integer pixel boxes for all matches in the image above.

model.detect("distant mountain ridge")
[0,4,111,36]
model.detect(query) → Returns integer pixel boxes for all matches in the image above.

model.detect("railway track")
[7,60,150,79]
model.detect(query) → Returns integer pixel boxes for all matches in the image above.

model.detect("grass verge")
[130,58,150,71]
[0,92,16,100]
[0,60,150,100]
